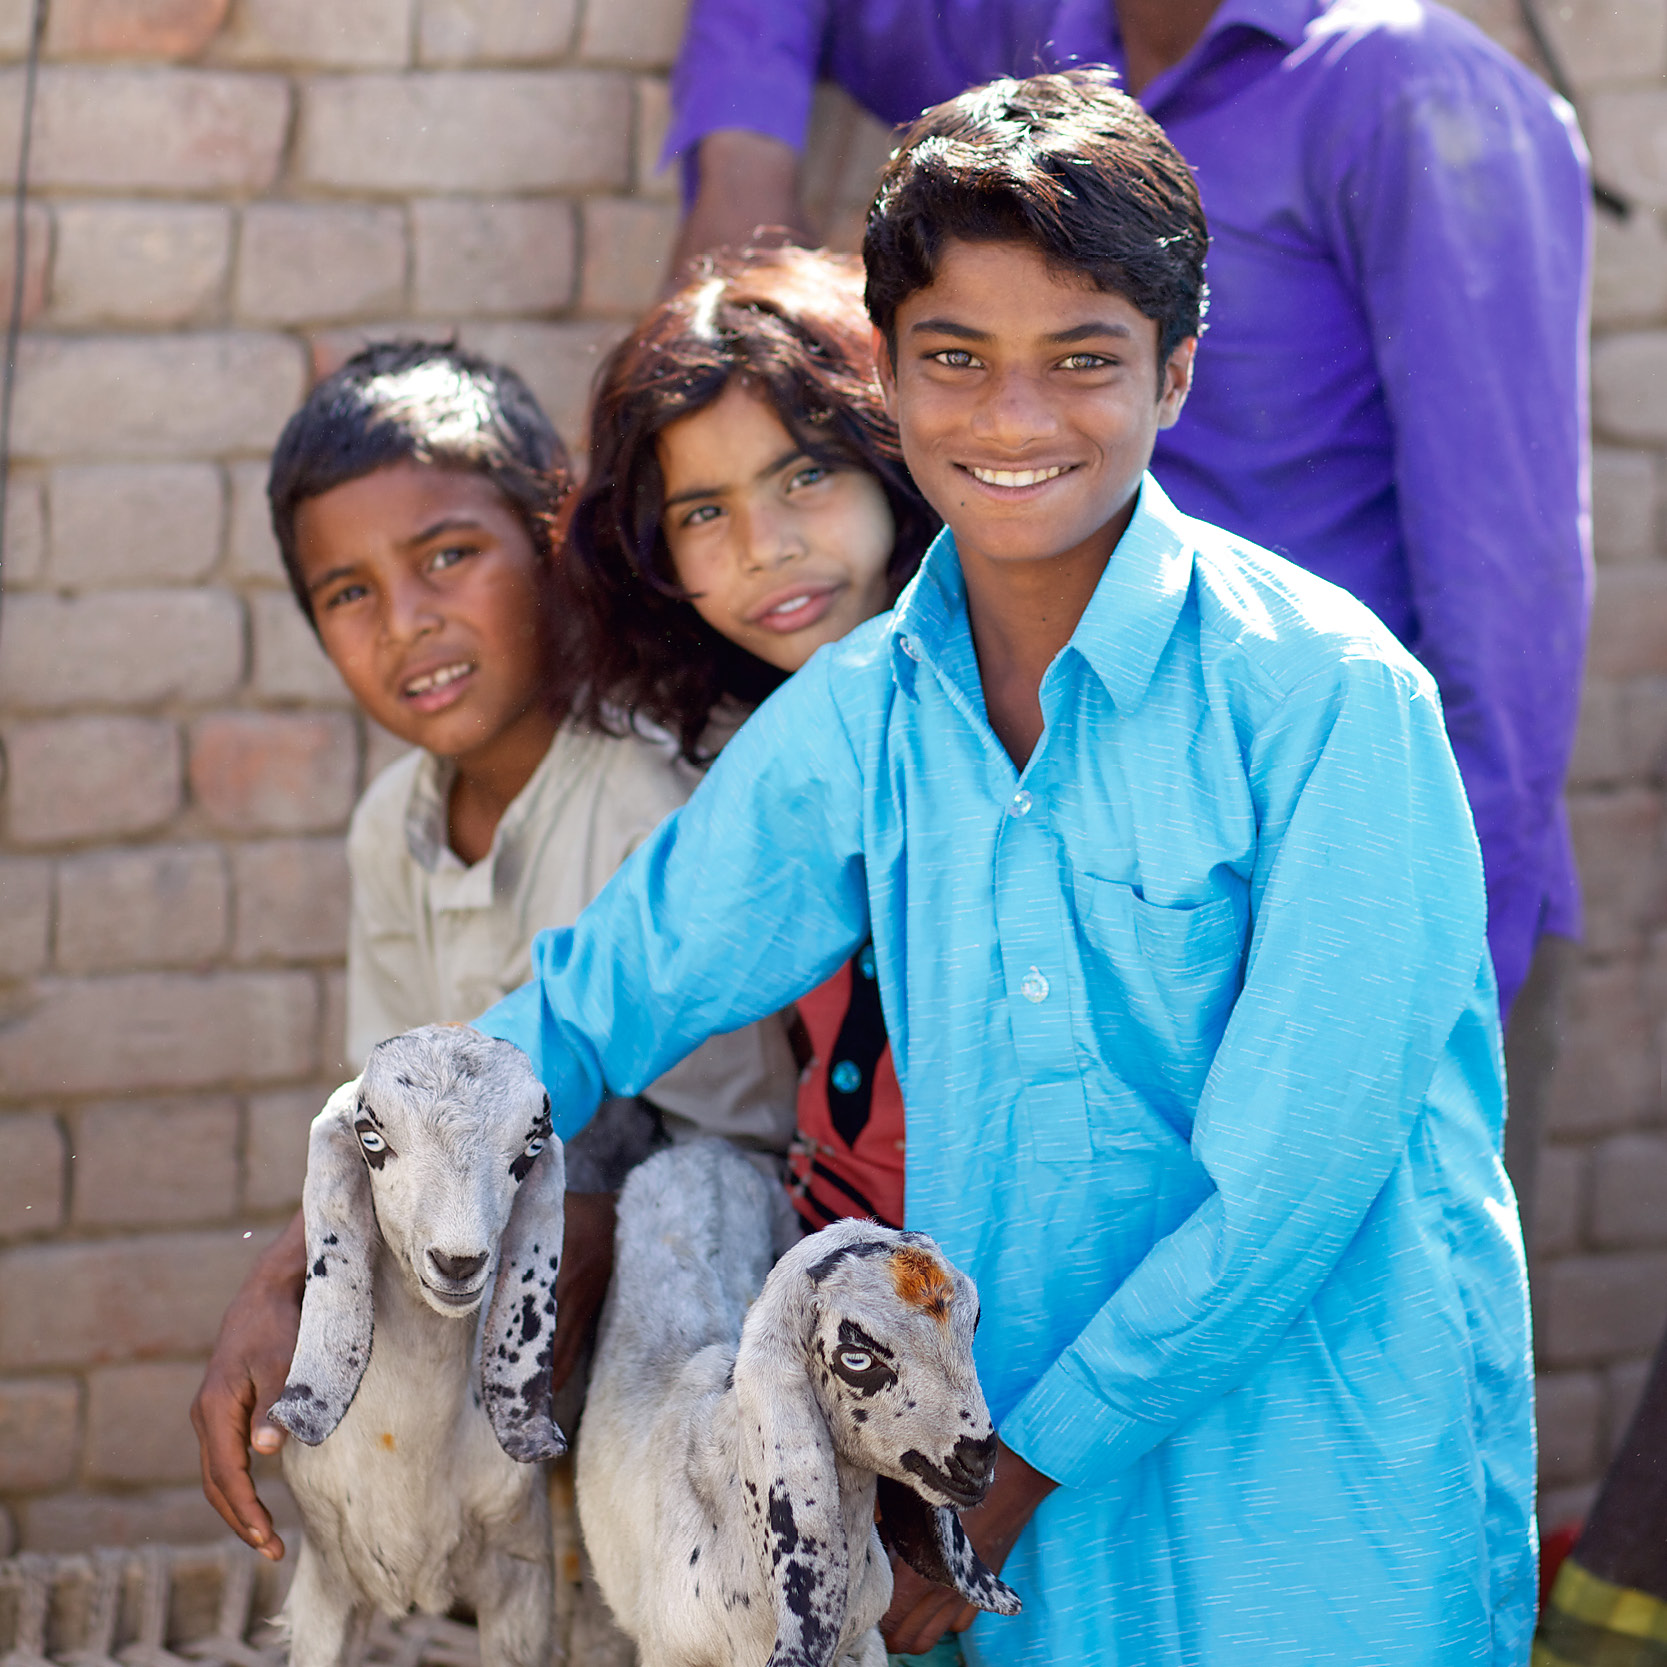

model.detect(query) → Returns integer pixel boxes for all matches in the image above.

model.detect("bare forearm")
[670,129,810,282]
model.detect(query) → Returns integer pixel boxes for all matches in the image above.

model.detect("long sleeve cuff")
[1000,1352,1165,1493]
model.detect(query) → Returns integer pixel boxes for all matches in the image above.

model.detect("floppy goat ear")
[481,1130,567,1462]
[735,1273,852,1667]
[874,1474,1022,1617]
[269,1082,376,1446]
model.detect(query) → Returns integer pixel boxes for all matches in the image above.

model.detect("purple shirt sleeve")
[1322,47,1592,1011]
[664,0,832,173]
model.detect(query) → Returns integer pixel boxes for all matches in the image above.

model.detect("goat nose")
[946,1434,997,1491]
[429,1249,487,1283]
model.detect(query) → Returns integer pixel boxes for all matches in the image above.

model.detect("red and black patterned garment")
[787,939,904,1231]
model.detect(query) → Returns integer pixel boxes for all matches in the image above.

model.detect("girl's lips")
[749,584,840,634]
[401,659,476,714]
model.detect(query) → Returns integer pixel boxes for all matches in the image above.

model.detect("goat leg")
[281,1540,368,1667]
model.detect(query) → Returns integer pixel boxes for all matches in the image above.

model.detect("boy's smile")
[877,238,1193,576]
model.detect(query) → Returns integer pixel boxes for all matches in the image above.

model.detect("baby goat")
[577,1140,1020,1667]
[269,1026,567,1667]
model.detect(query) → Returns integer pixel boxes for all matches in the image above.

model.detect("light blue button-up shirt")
[478,478,1535,1665]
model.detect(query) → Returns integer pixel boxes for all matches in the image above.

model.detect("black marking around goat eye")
[806,1237,892,1285]
[830,1320,897,1394]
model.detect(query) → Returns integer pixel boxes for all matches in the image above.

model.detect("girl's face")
[656,380,897,674]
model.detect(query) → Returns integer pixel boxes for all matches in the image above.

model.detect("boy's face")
[294,460,552,764]
[876,238,1193,574]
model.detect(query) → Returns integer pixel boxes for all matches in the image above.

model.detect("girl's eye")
[428,544,475,571]
[357,1127,387,1153]
[838,1349,873,1373]
[786,464,832,492]
[679,504,722,528]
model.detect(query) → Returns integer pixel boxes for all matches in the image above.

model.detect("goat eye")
[357,1127,387,1154]
[838,1349,872,1373]
[523,1137,545,1158]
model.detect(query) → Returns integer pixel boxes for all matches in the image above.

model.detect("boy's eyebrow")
[663,445,808,509]
[906,318,1135,343]
[305,563,359,597]
[403,515,490,548]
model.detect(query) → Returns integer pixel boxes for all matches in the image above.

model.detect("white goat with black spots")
[577,1139,1020,1667]
[269,1026,567,1667]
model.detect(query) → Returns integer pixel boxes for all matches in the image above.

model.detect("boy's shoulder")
[348,743,428,861]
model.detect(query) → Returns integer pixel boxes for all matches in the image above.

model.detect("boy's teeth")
[970,464,1068,487]
[406,662,471,695]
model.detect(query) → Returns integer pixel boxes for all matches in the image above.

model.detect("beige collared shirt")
[345,722,799,1154]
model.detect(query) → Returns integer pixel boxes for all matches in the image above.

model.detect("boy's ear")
[1157,336,1197,431]
[872,324,899,415]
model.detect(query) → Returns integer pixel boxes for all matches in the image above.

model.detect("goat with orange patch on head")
[576,1138,1019,1667]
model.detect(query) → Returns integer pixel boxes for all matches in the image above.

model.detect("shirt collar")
[891,472,1197,714]
[1048,0,1318,76]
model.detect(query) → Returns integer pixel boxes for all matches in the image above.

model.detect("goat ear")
[874,1474,1022,1617]
[269,1083,375,1446]
[735,1281,851,1667]
[481,1135,567,1462]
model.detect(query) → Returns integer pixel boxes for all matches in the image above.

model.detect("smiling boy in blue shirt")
[479,69,1534,1666]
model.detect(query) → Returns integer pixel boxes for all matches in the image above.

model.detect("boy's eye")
[785,464,832,492]
[1060,352,1113,371]
[929,348,980,369]
[427,543,476,572]
[320,581,368,610]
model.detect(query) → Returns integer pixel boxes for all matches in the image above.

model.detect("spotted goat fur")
[577,1139,1020,1667]
[269,1026,567,1667]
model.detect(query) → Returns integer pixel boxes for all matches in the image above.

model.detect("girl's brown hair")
[556,246,939,764]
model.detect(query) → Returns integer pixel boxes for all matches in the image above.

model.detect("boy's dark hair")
[268,341,570,627]
[557,246,940,765]
[863,68,1209,375]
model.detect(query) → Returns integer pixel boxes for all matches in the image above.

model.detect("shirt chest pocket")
[1070,873,1249,1128]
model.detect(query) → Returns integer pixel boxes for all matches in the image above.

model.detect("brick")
[232,837,349,962]
[227,458,284,585]
[0,0,36,56]
[72,1097,239,1228]
[1532,1143,1584,1259]
[307,320,456,385]
[236,204,408,327]
[1569,678,1625,790]
[1545,955,1658,1135]
[321,964,349,1079]
[0,1379,78,1491]
[802,82,895,232]
[190,711,357,834]
[50,203,231,329]
[418,0,576,63]
[0,1506,11,1557]
[1535,1250,1667,1366]
[246,1083,327,1209]
[0,202,51,329]
[576,0,685,67]
[13,332,306,461]
[1590,564,1667,680]
[2,471,46,585]
[459,319,626,447]
[1571,792,1664,954]
[84,1360,205,1485]
[0,590,244,710]
[47,0,230,59]
[412,197,575,316]
[1591,1133,1667,1249]
[1594,208,1667,332]
[250,591,350,704]
[633,74,675,200]
[0,857,50,979]
[579,198,676,317]
[212,0,413,67]
[56,845,228,974]
[0,1226,266,1368]
[49,462,224,587]
[1594,330,1667,445]
[1593,447,1660,564]
[0,67,294,193]
[0,1114,65,1237]
[1538,0,1667,87]
[298,71,631,194]
[1536,1370,1603,1486]
[1622,678,1667,784]
[0,971,317,1097]
[2,717,181,845]
[1589,90,1667,213]
[20,1486,231,1553]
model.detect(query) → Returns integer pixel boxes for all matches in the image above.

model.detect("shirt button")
[1008,788,1033,818]
[831,1060,862,1094]
[1020,967,1049,1004]
[898,634,921,661]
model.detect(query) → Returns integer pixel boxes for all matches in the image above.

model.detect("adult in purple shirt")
[667,0,1591,1229]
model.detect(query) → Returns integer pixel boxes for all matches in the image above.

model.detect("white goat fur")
[270,1026,567,1667]
[577,1140,1020,1667]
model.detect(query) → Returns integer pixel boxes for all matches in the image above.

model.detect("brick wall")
[0,0,1661,1552]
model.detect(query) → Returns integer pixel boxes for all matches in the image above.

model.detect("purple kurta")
[666,0,1592,1013]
